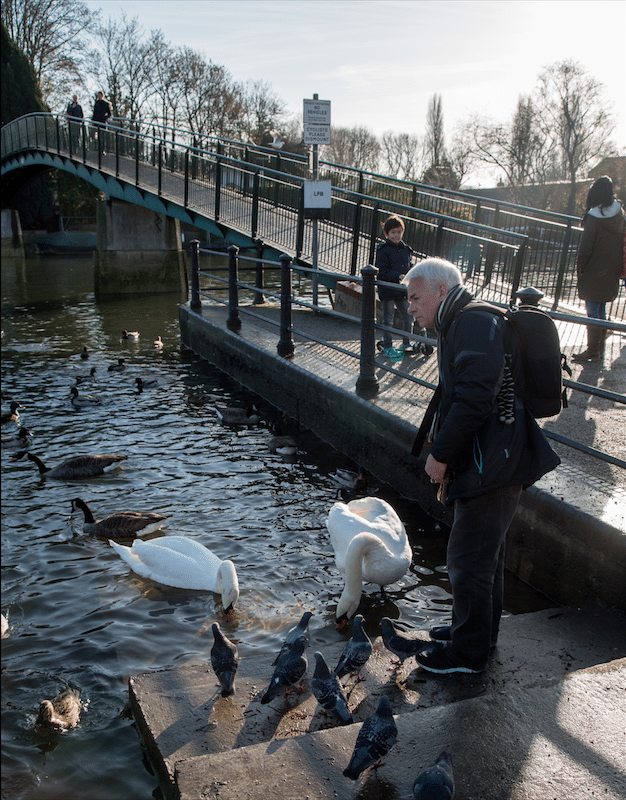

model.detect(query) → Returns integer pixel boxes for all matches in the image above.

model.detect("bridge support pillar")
[94,199,187,296]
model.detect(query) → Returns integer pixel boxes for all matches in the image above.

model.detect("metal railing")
[189,240,626,469]
[3,113,624,322]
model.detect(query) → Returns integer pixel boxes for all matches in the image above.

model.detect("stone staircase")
[129,604,626,800]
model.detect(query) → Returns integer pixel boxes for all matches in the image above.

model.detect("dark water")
[1,251,549,800]
[1,252,453,800]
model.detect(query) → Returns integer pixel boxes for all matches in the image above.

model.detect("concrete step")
[129,604,626,799]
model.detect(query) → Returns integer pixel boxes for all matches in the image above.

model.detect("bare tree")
[534,60,616,213]
[88,14,159,120]
[425,93,445,167]
[2,0,96,106]
[380,131,424,181]
[323,125,380,172]
[241,79,286,144]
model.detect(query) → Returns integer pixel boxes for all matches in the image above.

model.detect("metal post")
[184,150,189,207]
[350,197,362,276]
[56,116,61,154]
[253,238,265,304]
[552,221,573,311]
[115,130,120,177]
[277,253,295,357]
[434,219,446,256]
[226,245,241,331]
[157,142,162,196]
[135,133,140,186]
[190,240,201,308]
[82,120,86,163]
[509,240,527,303]
[215,156,222,221]
[252,170,260,237]
[311,132,319,307]
[356,265,380,398]
[369,201,380,265]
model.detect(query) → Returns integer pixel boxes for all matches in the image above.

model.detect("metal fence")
[188,241,626,469]
[3,113,624,321]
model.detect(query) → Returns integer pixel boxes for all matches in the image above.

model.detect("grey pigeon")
[380,617,428,667]
[273,611,313,664]
[311,652,353,725]
[335,614,372,682]
[343,695,397,780]
[413,751,455,799]
[210,623,239,697]
[261,635,307,704]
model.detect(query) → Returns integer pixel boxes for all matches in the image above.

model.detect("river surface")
[1,250,547,800]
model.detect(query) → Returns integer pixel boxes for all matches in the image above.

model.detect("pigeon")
[343,695,397,780]
[335,614,372,683]
[311,652,352,724]
[413,751,455,799]
[273,611,313,665]
[261,635,307,704]
[380,617,428,667]
[210,623,239,697]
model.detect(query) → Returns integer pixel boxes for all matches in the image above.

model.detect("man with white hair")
[404,258,559,674]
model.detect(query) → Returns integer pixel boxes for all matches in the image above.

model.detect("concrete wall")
[179,305,626,613]
[95,199,187,295]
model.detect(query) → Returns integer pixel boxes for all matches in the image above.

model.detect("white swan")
[326,497,411,624]
[109,536,239,613]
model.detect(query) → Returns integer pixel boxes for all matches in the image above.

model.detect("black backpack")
[461,300,571,418]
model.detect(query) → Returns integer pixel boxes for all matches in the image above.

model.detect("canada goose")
[75,367,97,384]
[1,401,23,426]
[71,497,168,539]
[35,687,81,730]
[1,427,32,448]
[109,536,239,614]
[153,336,163,348]
[135,377,159,391]
[70,386,101,407]
[326,497,412,625]
[12,450,127,479]
[80,347,89,360]
[122,330,139,340]
[269,433,297,455]
[108,358,126,372]
[214,404,260,425]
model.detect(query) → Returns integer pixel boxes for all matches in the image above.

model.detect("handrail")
[189,241,626,471]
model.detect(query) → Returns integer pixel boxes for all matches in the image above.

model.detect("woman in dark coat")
[572,176,625,362]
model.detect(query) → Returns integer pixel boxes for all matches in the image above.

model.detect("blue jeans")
[447,484,522,669]
[585,301,606,320]
[381,298,412,348]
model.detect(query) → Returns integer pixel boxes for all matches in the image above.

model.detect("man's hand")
[425,454,447,484]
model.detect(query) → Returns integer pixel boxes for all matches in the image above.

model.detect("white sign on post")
[303,98,331,145]
[304,180,332,208]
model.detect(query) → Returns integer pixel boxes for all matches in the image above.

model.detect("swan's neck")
[338,533,383,618]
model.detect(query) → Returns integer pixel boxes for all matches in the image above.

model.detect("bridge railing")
[188,240,626,469]
[3,113,623,322]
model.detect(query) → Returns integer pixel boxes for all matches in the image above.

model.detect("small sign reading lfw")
[303,179,332,219]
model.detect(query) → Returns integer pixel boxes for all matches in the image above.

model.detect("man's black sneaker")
[416,643,487,674]
[376,340,384,353]
[429,625,452,642]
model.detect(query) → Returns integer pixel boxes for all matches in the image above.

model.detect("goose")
[80,346,89,360]
[153,335,164,348]
[214,404,260,425]
[121,330,139,340]
[1,401,23,426]
[1,427,32,448]
[12,450,127,479]
[75,367,97,384]
[135,377,159,391]
[70,386,101,407]
[269,433,297,455]
[71,497,168,539]
[35,687,81,731]
[325,497,412,625]
[108,358,126,372]
[108,536,239,614]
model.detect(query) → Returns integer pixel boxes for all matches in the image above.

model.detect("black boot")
[572,326,602,362]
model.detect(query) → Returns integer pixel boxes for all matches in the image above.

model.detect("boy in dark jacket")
[375,215,414,355]
[405,258,560,674]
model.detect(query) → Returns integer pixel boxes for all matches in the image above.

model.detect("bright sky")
[84,0,625,187]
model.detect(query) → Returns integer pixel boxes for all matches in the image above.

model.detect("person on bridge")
[92,91,111,154]
[65,94,83,151]
[375,215,415,357]
[572,175,626,363]
[404,258,560,675]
